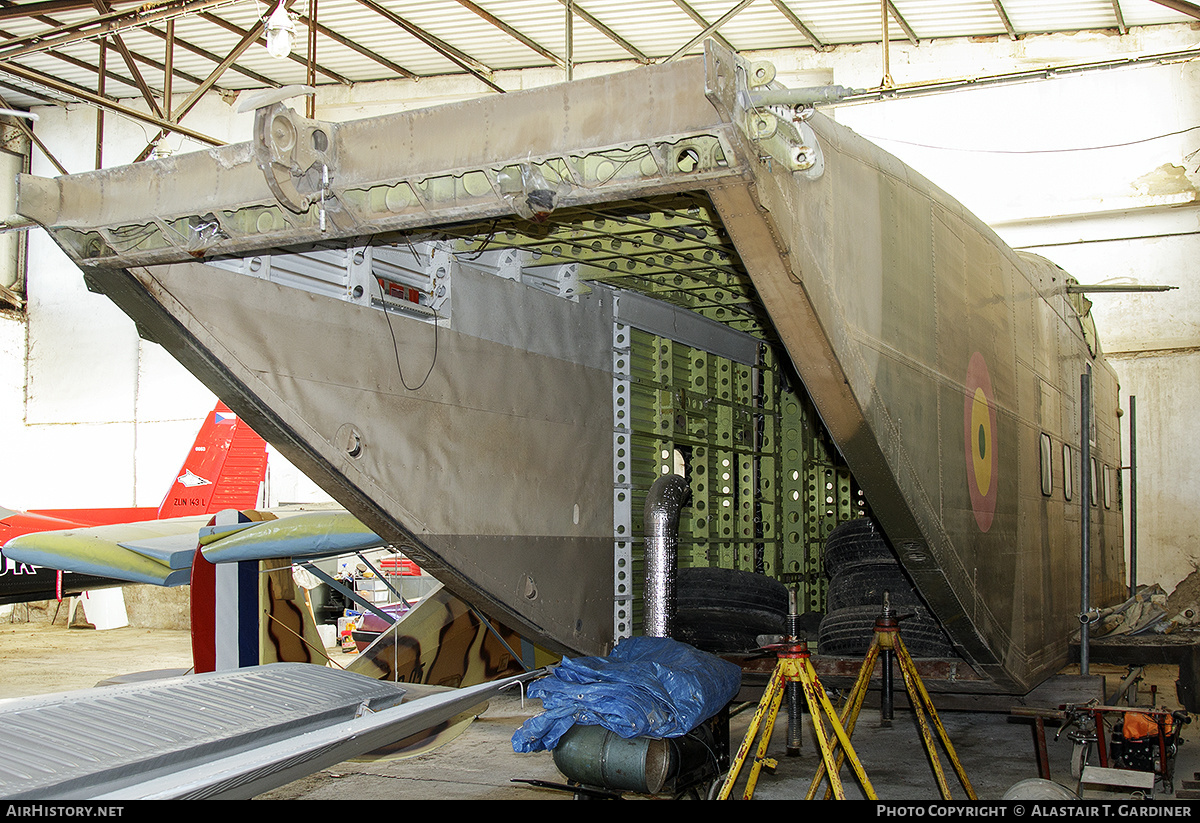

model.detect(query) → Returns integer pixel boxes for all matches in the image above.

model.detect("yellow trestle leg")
[814,600,977,801]
[721,597,976,801]
[718,639,876,800]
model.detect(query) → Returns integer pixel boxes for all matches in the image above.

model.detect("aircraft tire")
[825,562,924,612]
[673,606,788,653]
[675,567,789,615]
[822,518,895,576]
[673,567,789,653]
[817,604,954,659]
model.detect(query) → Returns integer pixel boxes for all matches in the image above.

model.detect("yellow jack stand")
[718,637,877,800]
[813,604,976,801]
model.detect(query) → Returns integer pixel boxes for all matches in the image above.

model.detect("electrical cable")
[861,124,1200,155]
[373,271,439,392]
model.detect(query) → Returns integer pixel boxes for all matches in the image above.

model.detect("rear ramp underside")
[0,663,535,799]
[17,42,1125,693]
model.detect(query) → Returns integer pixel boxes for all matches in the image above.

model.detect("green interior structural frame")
[620,327,867,632]
[437,190,868,638]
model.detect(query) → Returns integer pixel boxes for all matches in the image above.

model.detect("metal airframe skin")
[17,42,1125,693]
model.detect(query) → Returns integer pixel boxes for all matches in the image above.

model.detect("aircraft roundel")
[965,352,998,532]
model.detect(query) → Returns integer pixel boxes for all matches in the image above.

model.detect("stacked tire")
[673,566,789,653]
[817,518,954,659]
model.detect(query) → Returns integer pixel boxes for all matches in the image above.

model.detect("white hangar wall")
[0,23,1196,595]
[0,95,327,512]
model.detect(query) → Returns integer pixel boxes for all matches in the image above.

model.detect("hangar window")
[1039,433,1053,496]
[1062,444,1073,501]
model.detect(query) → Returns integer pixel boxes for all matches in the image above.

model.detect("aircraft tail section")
[191,509,330,673]
[0,402,267,609]
[156,403,268,519]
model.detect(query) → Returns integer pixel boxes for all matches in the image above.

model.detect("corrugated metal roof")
[0,1,1191,116]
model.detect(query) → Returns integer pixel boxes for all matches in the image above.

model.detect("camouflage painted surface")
[348,586,555,689]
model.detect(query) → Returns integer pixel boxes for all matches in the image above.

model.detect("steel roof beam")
[133,2,286,161]
[198,11,351,86]
[62,43,203,97]
[556,0,650,64]
[163,17,172,117]
[0,0,238,93]
[0,0,277,91]
[119,39,210,90]
[768,0,825,50]
[351,0,503,92]
[0,0,242,61]
[838,44,1200,104]
[0,78,57,105]
[990,0,1017,39]
[296,9,417,79]
[671,0,736,53]
[1110,1,1127,33]
[667,0,755,61]
[0,0,264,112]
[0,89,66,175]
[887,1,919,45]
[1150,0,1200,21]
[92,0,163,118]
[0,0,121,19]
[95,38,105,169]
[0,28,161,99]
[454,0,564,69]
[0,59,222,146]
[138,21,279,89]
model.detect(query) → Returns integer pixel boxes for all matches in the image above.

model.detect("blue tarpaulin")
[512,635,742,753]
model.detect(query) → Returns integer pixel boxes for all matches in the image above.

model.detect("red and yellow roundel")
[965,352,998,532]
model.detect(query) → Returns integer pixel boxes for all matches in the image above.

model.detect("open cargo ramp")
[17,42,1126,694]
[0,663,537,799]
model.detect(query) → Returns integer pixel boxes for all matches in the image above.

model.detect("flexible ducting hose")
[643,473,690,638]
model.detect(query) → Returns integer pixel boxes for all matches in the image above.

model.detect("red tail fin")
[156,403,268,519]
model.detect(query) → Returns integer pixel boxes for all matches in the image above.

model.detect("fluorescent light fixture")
[265,3,295,60]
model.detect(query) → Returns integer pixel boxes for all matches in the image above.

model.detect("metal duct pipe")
[1129,395,1138,599]
[551,715,727,796]
[552,724,674,794]
[643,473,690,638]
[1081,368,1092,676]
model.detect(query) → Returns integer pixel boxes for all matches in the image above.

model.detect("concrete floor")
[259,663,1200,801]
[261,680,1084,801]
[1,621,1198,801]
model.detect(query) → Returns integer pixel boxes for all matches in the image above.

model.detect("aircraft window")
[1062,444,1073,501]
[1039,434,1053,496]
[1090,457,1098,507]
[1104,466,1114,510]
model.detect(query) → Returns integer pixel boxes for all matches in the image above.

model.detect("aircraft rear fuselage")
[16,42,1124,693]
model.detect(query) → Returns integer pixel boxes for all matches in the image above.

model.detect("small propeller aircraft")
[0,499,554,800]
[0,401,267,606]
